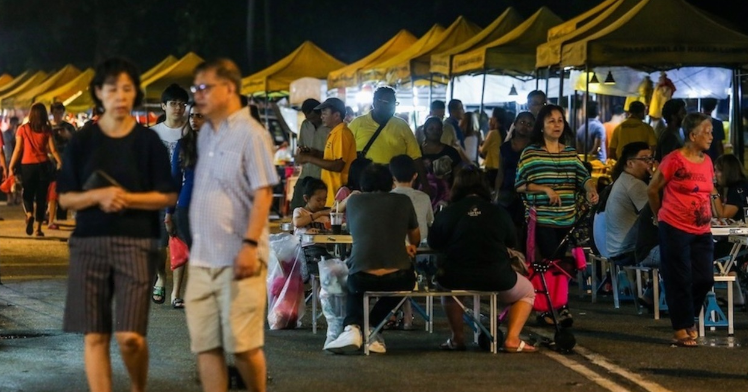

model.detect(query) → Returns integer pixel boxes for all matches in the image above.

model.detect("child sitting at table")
[293,177,333,280]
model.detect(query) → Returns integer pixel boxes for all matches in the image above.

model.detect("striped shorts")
[63,236,158,335]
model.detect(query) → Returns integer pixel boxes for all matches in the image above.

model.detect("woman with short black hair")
[58,57,178,391]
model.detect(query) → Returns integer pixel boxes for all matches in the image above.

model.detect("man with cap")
[296,98,357,207]
[292,99,331,209]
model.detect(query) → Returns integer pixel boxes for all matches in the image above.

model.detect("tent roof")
[430,8,524,77]
[141,52,204,101]
[140,55,179,83]
[34,68,95,108]
[0,74,13,89]
[359,24,445,84]
[327,30,418,89]
[0,71,32,96]
[242,41,346,95]
[63,87,95,114]
[13,65,82,109]
[451,7,563,76]
[365,17,482,86]
[0,71,49,107]
[546,0,619,42]
[561,0,748,68]
[536,0,640,69]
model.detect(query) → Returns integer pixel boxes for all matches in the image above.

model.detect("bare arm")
[407,227,421,247]
[297,153,345,172]
[8,132,23,172]
[712,188,738,219]
[414,158,433,198]
[48,137,62,169]
[647,170,667,221]
[124,191,177,210]
[293,208,330,227]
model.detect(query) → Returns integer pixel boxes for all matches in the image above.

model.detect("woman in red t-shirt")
[647,112,715,347]
[8,103,62,236]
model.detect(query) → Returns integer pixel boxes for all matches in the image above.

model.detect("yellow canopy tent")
[34,68,95,108]
[359,25,444,84]
[12,65,82,109]
[545,0,619,42]
[0,71,49,109]
[141,52,204,101]
[327,30,417,89]
[365,17,481,86]
[0,74,13,89]
[0,71,34,97]
[242,41,346,96]
[140,55,179,83]
[560,0,748,68]
[430,8,524,77]
[536,0,640,70]
[451,7,563,76]
[64,88,95,114]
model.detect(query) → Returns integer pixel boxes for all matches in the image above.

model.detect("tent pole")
[544,67,549,96]
[583,65,590,163]
[733,68,744,162]
[558,68,564,108]
[264,91,270,130]
[429,75,433,104]
[480,72,487,115]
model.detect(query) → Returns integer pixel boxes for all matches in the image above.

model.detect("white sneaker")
[324,325,362,354]
[367,333,386,354]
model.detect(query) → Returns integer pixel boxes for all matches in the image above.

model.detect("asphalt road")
[2,202,748,392]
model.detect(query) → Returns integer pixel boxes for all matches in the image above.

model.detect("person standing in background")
[150,83,189,305]
[701,98,725,161]
[603,105,625,150]
[47,102,77,230]
[291,99,331,210]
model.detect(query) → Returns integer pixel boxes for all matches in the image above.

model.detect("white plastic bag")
[318,257,348,345]
[267,233,306,329]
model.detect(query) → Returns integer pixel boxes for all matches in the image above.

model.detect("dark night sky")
[0,0,743,76]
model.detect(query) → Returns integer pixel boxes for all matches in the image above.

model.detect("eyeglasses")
[167,101,187,108]
[190,83,225,94]
[631,156,655,163]
[376,99,399,107]
[189,113,204,119]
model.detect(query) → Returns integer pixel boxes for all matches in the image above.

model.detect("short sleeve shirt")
[150,122,183,162]
[575,118,606,162]
[297,120,330,179]
[605,172,649,257]
[657,151,713,234]
[293,207,330,246]
[391,186,434,241]
[189,109,280,268]
[610,118,657,159]
[320,123,357,207]
[348,113,421,164]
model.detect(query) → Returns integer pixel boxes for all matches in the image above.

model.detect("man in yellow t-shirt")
[608,101,657,160]
[348,86,432,196]
[296,98,357,206]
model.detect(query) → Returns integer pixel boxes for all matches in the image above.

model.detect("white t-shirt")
[151,122,184,161]
[463,135,479,164]
[391,186,434,243]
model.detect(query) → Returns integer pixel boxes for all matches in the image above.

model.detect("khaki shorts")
[185,265,267,354]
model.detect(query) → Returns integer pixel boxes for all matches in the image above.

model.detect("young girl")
[293,177,331,236]
[293,177,333,279]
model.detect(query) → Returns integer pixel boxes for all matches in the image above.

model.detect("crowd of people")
[0,52,744,391]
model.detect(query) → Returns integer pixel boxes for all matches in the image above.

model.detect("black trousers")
[20,163,51,223]
[344,269,416,329]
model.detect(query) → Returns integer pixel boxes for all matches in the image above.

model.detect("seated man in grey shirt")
[606,142,654,265]
[325,164,420,355]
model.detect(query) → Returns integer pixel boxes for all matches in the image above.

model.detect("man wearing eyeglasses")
[151,83,190,306]
[604,142,654,266]
[348,86,432,197]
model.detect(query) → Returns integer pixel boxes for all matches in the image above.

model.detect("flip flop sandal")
[172,298,185,309]
[152,286,166,304]
[439,338,466,351]
[502,340,538,354]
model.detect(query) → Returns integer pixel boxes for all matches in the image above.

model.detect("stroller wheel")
[478,329,503,352]
[554,329,576,353]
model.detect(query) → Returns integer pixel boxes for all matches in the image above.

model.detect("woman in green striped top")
[515,104,598,326]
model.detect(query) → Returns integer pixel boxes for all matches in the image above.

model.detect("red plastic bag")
[0,174,14,193]
[169,236,189,270]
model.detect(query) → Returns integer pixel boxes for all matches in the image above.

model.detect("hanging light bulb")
[604,71,615,85]
[589,72,600,84]
[508,84,518,96]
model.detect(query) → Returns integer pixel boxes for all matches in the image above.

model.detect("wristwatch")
[242,238,259,247]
